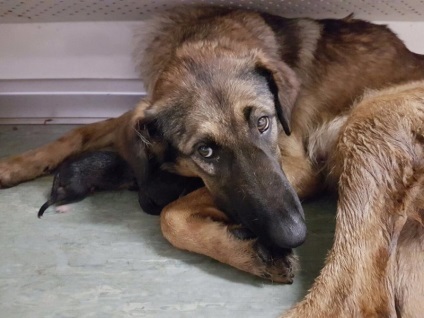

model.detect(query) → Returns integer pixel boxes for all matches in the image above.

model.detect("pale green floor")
[0,125,336,318]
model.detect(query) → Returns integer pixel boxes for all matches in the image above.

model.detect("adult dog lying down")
[1,6,424,316]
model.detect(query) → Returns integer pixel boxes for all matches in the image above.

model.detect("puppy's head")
[131,47,306,249]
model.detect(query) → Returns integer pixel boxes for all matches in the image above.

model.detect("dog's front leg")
[0,111,134,188]
[160,187,297,283]
[282,187,405,318]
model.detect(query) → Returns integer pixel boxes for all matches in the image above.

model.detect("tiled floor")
[0,125,336,318]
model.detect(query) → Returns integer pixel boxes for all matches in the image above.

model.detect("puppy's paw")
[55,205,70,213]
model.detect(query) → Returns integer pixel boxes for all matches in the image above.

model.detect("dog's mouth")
[214,168,306,250]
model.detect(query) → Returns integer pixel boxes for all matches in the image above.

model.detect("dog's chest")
[306,115,348,166]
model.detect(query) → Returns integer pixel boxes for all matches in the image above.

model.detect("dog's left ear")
[255,53,300,135]
[116,100,152,187]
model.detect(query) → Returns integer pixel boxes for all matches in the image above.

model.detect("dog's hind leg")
[160,187,298,283]
[282,83,424,317]
[0,110,134,188]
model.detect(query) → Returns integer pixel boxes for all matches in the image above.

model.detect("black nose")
[267,209,307,249]
[265,184,307,249]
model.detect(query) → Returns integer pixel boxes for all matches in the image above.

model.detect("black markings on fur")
[229,226,257,240]
[259,12,301,68]
[162,143,179,163]
[156,106,189,144]
[243,106,253,122]
[81,133,91,147]
[255,66,290,135]
[144,118,162,140]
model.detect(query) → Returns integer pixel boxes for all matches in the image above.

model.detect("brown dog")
[1,6,424,316]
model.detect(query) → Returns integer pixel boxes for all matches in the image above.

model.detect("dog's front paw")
[228,226,298,283]
[228,227,298,283]
[253,242,298,283]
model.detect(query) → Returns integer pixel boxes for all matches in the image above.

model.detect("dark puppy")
[38,150,203,217]
[38,151,136,217]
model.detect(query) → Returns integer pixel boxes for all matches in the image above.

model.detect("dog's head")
[131,47,306,249]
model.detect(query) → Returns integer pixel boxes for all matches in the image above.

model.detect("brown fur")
[1,6,424,316]
[282,81,424,317]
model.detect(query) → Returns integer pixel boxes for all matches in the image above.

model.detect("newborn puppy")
[38,151,136,217]
[38,151,203,217]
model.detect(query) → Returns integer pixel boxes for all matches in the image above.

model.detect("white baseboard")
[0,79,144,124]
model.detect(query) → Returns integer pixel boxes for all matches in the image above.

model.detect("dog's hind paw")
[55,205,70,213]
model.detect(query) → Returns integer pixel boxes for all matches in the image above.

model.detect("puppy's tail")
[38,200,54,218]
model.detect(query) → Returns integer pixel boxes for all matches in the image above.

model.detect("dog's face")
[136,48,306,249]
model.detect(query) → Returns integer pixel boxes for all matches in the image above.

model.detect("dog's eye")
[198,145,214,158]
[257,116,270,133]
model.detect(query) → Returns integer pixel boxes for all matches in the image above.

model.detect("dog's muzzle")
[214,151,306,249]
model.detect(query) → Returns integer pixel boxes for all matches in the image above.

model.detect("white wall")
[1,21,423,81]
[0,21,142,80]
[379,21,424,54]
[0,22,144,123]
[0,20,423,123]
